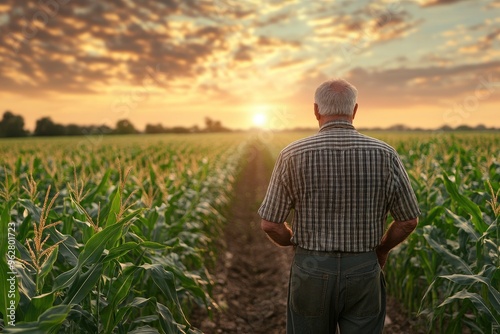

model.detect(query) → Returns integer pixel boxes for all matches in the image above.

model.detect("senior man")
[258,79,420,333]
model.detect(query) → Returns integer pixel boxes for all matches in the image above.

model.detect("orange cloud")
[415,0,470,6]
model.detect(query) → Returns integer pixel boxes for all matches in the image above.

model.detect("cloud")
[271,57,308,70]
[459,27,500,54]
[310,2,421,59]
[487,0,500,8]
[415,0,471,7]
[288,60,500,111]
[233,44,254,62]
[211,0,257,20]
[435,20,500,63]
[344,61,500,108]
[0,0,312,100]
[0,0,257,95]
[255,11,292,27]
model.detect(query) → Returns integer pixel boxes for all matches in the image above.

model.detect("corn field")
[0,134,247,333]
[0,131,499,333]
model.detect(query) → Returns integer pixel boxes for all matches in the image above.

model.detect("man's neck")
[318,115,353,128]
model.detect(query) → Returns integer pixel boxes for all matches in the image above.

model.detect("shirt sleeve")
[258,152,293,224]
[388,154,421,222]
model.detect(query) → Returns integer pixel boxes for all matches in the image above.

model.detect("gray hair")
[314,79,358,116]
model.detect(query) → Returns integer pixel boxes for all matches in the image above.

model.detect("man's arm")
[261,219,294,247]
[376,218,418,268]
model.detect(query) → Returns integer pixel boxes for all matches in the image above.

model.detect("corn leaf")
[18,199,42,223]
[102,242,139,263]
[101,265,138,333]
[84,169,111,203]
[156,302,184,334]
[128,326,161,334]
[440,273,500,311]
[38,246,59,282]
[3,305,71,334]
[143,264,190,326]
[423,232,473,275]
[47,227,78,267]
[443,173,488,233]
[439,289,500,326]
[63,263,103,305]
[445,209,480,241]
[104,188,121,227]
[23,292,56,322]
[53,220,125,291]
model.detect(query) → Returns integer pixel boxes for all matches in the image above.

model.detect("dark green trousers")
[287,247,386,334]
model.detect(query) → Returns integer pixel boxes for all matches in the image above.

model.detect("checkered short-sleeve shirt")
[258,120,421,252]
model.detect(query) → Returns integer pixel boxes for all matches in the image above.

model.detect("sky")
[0,0,499,131]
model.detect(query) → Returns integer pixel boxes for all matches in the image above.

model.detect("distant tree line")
[356,124,500,132]
[0,110,498,138]
[33,117,113,136]
[0,111,230,137]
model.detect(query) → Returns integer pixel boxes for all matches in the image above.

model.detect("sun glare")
[252,113,267,128]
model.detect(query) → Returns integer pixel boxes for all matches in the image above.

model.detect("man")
[258,79,420,333]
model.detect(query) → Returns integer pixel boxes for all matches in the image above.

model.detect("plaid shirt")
[258,120,421,252]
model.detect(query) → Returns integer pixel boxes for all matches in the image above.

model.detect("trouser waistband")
[295,246,374,258]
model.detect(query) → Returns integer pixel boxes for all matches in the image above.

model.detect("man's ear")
[314,103,320,121]
[352,103,358,120]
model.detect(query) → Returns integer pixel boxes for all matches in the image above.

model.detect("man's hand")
[376,218,418,269]
[261,219,294,247]
[375,247,389,269]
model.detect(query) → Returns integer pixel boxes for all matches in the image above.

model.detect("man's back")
[259,120,420,252]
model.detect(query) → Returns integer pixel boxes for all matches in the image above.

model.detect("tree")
[114,119,137,134]
[145,123,165,134]
[85,125,113,136]
[438,125,453,132]
[204,117,230,132]
[145,123,192,134]
[205,117,214,131]
[0,111,27,137]
[170,126,190,134]
[387,124,409,131]
[34,117,65,136]
[65,124,83,136]
[456,124,473,131]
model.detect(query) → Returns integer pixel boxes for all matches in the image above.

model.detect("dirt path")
[193,142,293,334]
[192,142,422,334]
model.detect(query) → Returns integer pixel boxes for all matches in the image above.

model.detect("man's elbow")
[399,217,418,233]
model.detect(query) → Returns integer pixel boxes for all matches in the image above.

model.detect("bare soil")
[191,143,424,334]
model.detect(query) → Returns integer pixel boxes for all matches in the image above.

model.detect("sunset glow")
[252,113,267,128]
[0,1,499,131]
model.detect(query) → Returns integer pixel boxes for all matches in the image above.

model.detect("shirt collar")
[319,120,355,133]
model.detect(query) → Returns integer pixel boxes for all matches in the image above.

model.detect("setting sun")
[252,113,267,128]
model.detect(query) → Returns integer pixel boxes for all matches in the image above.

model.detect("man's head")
[314,79,358,122]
